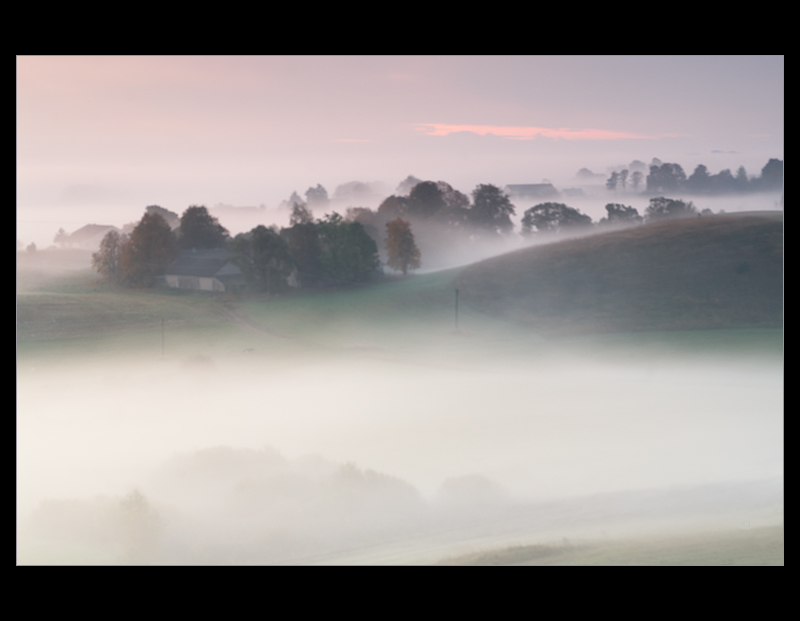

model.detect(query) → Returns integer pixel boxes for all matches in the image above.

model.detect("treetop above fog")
[179,205,229,250]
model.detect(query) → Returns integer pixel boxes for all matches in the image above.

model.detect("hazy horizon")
[17,56,783,248]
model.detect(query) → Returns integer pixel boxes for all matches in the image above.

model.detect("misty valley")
[17,206,782,564]
[17,55,784,565]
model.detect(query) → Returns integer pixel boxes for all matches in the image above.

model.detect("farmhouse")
[505,183,559,201]
[163,248,242,293]
[64,224,121,251]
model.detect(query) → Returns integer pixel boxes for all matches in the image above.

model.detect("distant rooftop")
[69,223,119,242]
[505,184,559,200]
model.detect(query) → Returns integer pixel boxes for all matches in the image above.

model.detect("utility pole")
[455,288,459,332]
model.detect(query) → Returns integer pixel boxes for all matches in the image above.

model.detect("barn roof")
[67,224,120,249]
[165,248,241,278]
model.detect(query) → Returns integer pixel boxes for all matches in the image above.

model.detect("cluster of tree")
[606,169,645,192]
[375,180,516,237]
[521,203,592,234]
[272,179,517,279]
[605,158,783,195]
[280,184,330,212]
[643,197,698,221]
[104,197,420,294]
[599,203,643,225]
[229,224,293,293]
[93,205,230,287]
[94,167,743,292]
[519,196,703,235]
[230,202,382,291]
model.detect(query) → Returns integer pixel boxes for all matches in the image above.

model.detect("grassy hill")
[17,212,783,363]
[455,212,783,335]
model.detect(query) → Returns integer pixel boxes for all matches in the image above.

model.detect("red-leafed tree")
[386,218,421,276]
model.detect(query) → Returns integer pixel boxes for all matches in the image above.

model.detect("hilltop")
[455,212,783,335]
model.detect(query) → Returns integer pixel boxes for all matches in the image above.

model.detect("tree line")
[605,158,783,195]
[92,203,419,292]
[92,162,781,292]
[91,180,522,291]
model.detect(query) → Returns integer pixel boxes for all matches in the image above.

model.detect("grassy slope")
[455,212,783,335]
[17,263,236,364]
[17,213,784,366]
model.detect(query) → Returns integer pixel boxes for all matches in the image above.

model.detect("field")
[17,214,783,564]
[437,525,783,566]
[457,212,783,334]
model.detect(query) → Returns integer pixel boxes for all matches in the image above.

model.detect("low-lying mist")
[17,329,783,564]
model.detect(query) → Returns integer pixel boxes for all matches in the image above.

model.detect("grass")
[456,213,783,335]
[17,215,784,367]
[437,525,783,565]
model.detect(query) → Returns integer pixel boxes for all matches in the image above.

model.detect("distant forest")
[601,157,783,195]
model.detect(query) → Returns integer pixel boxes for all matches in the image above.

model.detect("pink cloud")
[413,123,667,141]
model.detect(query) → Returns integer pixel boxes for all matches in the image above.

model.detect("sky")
[17,55,784,246]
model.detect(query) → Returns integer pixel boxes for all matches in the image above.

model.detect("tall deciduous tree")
[146,205,180,229]
[601,203,642,225]
[407,181,447,219]
[377,195,410,220]
[316,213,380,285]
[282,202,321,287]
[646,163,687,194]
[711,168,736,193]
[179,205,229,249]
[521,203,592,234]
[396,175,422,195]
[631,171,644,191]
[120,212,177,287]
[304,184,330,208]
[644,197,697,222]
[735,166,749,191]
[606,171,620,191]
[231,225,294,294]
[687,164,712,193]
[469,184,515,235]
[92,230,127,283]
[759,159,783,190]
[386,218,421,276]
[289,201,314,226]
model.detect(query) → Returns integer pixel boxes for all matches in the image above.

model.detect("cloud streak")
[413,123,681,141]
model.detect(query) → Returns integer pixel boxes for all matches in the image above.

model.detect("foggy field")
[16,225,783,565]
[437,525,783,566]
